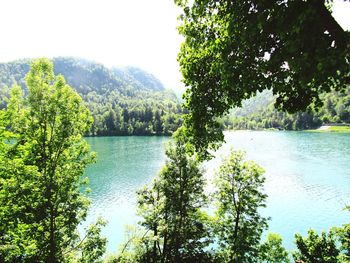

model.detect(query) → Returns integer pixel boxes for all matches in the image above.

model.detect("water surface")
[84,131,350,252]
[209,131,350,250]
[84,136,168,252]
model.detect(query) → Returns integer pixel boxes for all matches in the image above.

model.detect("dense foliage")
[0,57,183,136]
[114,147,297,263]
[118,128,210,262]
[0,59,106,263]
[221,87,350,130]
[176,0,350,157]
[212,151,268,262]
[258,233,289,263]
[293,229,340,263]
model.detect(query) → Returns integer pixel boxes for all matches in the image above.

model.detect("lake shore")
[310,125,350,133]
[225,125,350,133]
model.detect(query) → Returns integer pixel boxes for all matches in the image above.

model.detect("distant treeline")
[1,58,348,135]
[85,91,183,136]
[220,87,350,130]
[0,57,183,136]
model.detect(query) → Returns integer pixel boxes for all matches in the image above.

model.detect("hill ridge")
[0,57,182,136]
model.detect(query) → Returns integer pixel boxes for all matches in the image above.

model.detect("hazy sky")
[0,0,349,91]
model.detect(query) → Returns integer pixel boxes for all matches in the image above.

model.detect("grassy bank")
[310,125,350,133]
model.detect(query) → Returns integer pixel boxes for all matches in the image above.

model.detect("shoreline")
[225,125,350,133]
[83,125,350,138]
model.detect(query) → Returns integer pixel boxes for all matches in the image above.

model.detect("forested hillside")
[0,57,182,135]
[221,87,350,130]
[1,58,348,135]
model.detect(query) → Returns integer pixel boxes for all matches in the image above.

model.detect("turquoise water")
[83,136,168,252]
[84,131,350,252]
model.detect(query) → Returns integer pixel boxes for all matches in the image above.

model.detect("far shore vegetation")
[309,125,350,133]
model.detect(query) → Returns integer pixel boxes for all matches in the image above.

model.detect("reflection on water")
[84,131,350,252]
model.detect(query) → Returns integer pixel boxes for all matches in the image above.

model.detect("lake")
[84,131,350,253]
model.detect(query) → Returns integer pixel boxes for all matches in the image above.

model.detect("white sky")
[0,0,349,91]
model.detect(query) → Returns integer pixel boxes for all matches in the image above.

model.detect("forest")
[221,88,350,131]
[0,57,183,136]
[1,58,348,138]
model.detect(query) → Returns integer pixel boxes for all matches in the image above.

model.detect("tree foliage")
[293,229,340,263]
[221,87,350,131]
[258,233,289,263]
[337,224,350,261]
[125,128,210,262]
[176,0,350,157]
[0,59,105,262]
[76,218,107,263]
[212,150,268,262]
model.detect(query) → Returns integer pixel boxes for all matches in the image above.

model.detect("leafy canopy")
[258,233,290,263]
[293,229,340,263]
[0,59,105,263]
[120,127,210,262]
[212,150,268,262]
[176,0,350,157]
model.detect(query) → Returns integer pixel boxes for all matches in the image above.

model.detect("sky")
[0,0,349,91]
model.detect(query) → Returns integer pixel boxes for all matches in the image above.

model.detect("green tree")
[175,0,349,157]
[293,229,339,263]
[154,110,164,134]
[104,108,118,133]
[258,233,289,263]
[0,59,105,262]
[335,223,350,262]
[76,219,107,263]
[114,225,154,263]
[0,87,42,262]
[135,128,210,262]
[212,150,268,262]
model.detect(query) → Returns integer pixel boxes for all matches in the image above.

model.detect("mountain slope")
[0,57,183,135]
[222,88,350,130]
[111,66,164,92]
[0,57,165,94]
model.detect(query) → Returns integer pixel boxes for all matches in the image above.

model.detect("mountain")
[111,66,165,92]
[0,57,165,94]
[222,87,350,130]
[229,90,274,117]
[0,57,183,135]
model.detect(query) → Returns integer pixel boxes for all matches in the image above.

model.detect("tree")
[0,59,105,262]
[105,108,118,133]
[212,150,268,262]
[293,229,340,263]
[0,88,42,262]
[334,224,350,262]
[154,110,164,134]
[136,127,210,262]
[175,0,350,157]
[76,218,107,263]
[258,233,289,263]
